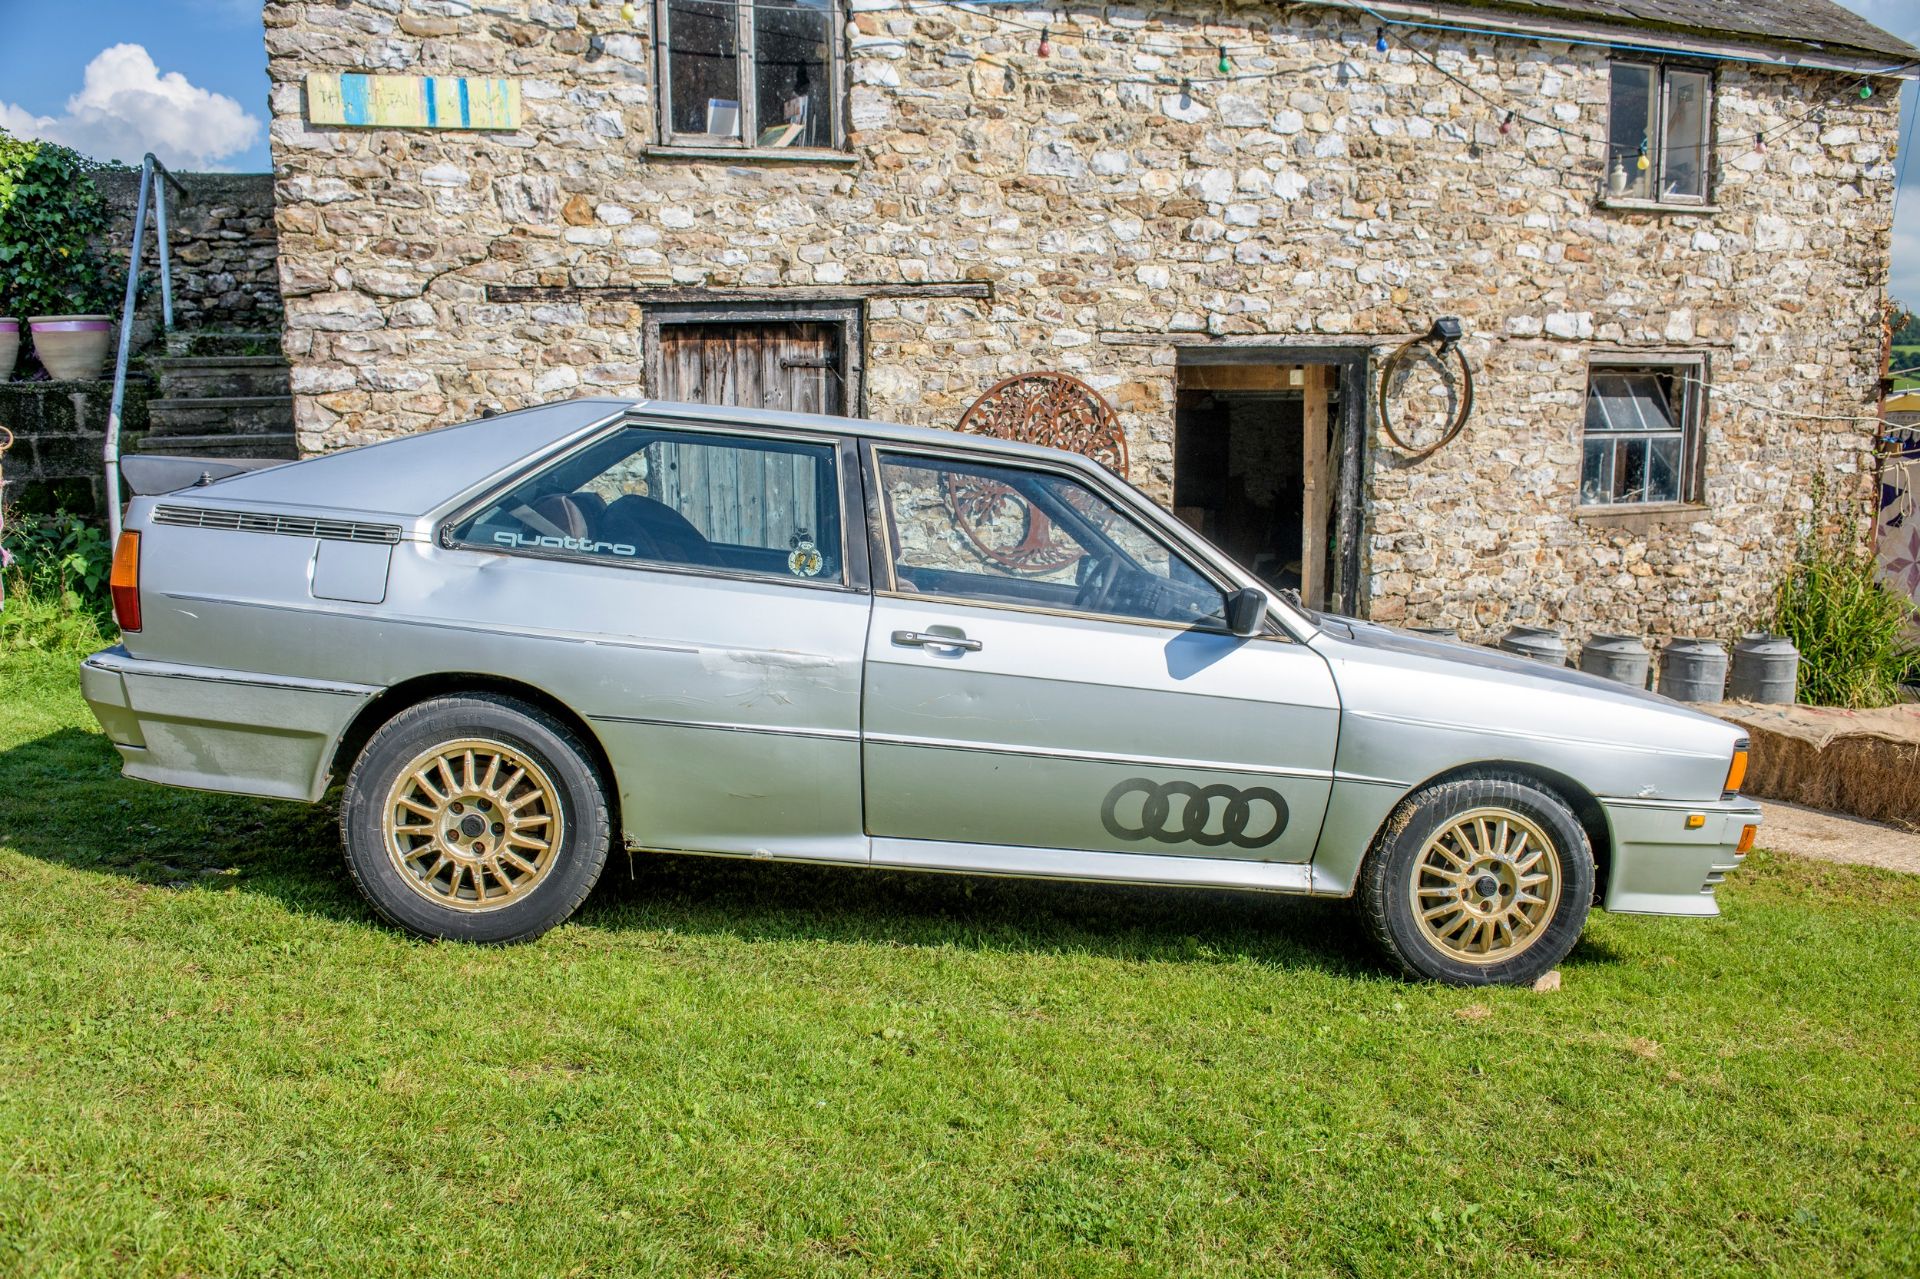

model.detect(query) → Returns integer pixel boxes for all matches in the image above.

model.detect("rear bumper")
[1599,796,1760,916]
[80,647,379,802]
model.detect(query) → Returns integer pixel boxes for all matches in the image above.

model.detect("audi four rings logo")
[1099,778,1291,849]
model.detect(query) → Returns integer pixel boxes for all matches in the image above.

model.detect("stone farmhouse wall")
[261,0,1902,640]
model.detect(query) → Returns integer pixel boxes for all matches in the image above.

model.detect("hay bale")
[1712,701,1920,831]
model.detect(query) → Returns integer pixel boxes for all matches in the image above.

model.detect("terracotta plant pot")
[0,318,18,381]
[28,314,115,381]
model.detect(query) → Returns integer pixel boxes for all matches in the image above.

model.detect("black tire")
[1359,773,1593,986]
[340,693,611,943]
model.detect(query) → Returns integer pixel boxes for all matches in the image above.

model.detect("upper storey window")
[656,0,842,152]
[1607,62,1713,205]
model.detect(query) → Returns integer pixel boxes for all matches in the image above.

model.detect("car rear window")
[448,424,844,584]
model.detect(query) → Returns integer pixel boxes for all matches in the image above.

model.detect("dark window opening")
[1580,365,1704,506]
[1607,61,1712,204]
[658,0,840,149]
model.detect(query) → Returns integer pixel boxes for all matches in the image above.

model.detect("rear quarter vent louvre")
[153,505,402,545]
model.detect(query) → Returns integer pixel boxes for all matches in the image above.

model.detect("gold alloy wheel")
[382,738,565,912]
[1408,806,1562,964]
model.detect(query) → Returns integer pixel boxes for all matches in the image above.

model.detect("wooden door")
[655,322,843,415]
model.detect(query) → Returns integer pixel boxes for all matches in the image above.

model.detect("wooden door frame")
[1173,346,1370,618]
[642,300,865,417]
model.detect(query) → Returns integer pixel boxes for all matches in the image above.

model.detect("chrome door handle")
[892,629,983,652]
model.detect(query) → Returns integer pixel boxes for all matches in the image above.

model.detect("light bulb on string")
[1636,137,1650,171]
[1499,111,1515,136]
[1754,132,1765,153]
[619,1,636,23]
[1217,44,1230,76]
[1038,27,1051,58]
[1859,82,1874,100]
[1375,27,1388,53]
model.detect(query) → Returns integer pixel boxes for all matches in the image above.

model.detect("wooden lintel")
[487,281,993,305]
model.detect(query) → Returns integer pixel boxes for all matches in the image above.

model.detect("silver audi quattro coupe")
[82,398,1759,985]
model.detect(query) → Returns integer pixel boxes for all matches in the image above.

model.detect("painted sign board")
[306,73,521,130]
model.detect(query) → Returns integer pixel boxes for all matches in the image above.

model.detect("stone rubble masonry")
[94,171,283,334]
[261,0,1902,641]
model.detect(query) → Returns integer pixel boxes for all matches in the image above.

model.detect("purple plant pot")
[28,314,115,381]
[0,318,18,381]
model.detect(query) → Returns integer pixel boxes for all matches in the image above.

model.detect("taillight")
[110,531,142,632]
[1723,741,1749,797]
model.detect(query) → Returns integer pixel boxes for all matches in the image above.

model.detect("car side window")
[876,452,1227,627]
[449,425,844,584]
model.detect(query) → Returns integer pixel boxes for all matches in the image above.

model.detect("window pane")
[451,425,841,582]
[754,0,832,148]
[666,0,740,138]
[1661,69,1711,201]
[1581,437,1612,504]
[878,453,1225,627]
[1586,372,1676,432]
[1615,437,1647,502]
[1607,63,1655,199]
[1645,434,1682,502]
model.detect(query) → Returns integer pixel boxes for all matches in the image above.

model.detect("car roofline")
[613,398,1086,465]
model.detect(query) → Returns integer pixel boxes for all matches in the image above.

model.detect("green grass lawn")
[1894,344,1920,391]
[2,642,1918,1278]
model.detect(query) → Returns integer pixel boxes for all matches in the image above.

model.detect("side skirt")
[628,836,1329,895]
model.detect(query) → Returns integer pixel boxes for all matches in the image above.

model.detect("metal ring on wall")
[1378,330,1475,462]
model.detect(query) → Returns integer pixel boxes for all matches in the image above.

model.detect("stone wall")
[261,0,1902,641]
[0,381,151,516]
[94,171,282,333]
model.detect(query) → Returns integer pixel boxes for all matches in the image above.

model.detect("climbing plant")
[0,128,120,320]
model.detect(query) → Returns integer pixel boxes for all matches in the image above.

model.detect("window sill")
[644,144,857,167]
[1595,196,1721,215]
[1574,501,1711,529]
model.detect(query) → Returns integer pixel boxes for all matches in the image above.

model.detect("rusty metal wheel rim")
[1409,806,1561,964]
[382,738,564,912]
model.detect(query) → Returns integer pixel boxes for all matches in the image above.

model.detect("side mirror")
[1225,587,1267,638]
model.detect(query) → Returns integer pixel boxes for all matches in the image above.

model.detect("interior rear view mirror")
[1225,587,1267,638]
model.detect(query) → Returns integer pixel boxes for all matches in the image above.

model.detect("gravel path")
[1755,800,1920,875]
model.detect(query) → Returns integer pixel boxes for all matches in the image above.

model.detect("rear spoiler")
[121,453,288,497]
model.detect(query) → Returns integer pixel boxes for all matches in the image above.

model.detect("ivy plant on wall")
[0,128,121,321]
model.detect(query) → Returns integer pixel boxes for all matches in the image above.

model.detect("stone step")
[145,394,296,438]
[129,431,299,461]
[151,356,291,401]
[162,330,282,359]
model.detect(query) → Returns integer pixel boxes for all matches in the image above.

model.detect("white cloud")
[0,43,260,171]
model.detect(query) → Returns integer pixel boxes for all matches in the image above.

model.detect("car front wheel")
[341,693,611,943]
[1360,774,1594,986]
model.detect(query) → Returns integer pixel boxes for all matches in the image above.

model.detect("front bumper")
[80,647,380,802]
[1599,796,1760,916]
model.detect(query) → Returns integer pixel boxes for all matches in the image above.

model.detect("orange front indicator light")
[110,530,142,633]
[1685,814,1706,830]
[1736,824,1758,856]
[1724,744,1749,796]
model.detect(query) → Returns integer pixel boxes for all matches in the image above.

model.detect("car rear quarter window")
[448,424,844,584]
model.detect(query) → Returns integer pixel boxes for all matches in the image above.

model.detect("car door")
[428,417,872,864]
[859,443,1340,864]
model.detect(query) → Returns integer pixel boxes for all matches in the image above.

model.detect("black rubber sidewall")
[1364,776,1594,986]
[341,695,610,944]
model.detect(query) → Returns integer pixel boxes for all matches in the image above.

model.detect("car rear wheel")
[1360,774,1593,986]
[341,694,611,943]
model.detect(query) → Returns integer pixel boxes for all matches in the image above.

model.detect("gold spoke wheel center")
[383,738,564,912]
[1409,806,1561,964]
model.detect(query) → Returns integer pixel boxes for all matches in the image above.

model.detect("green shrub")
[0,127,120,321]
[1,508,116,653]
[1772,530,1918,708]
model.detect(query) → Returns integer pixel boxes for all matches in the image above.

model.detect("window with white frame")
[1606,62,1713,204]
[1580,363,1704,506]
[656,0,841,150]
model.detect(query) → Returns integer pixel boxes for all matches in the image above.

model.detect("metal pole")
[103,155,155,547]
[154,167,174,331]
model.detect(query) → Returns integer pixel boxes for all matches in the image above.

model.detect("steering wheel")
[1074,553,1116,612]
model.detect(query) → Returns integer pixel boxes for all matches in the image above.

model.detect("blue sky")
[0,0,1915,297]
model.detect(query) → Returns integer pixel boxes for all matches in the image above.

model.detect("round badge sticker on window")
[788,532,824,578]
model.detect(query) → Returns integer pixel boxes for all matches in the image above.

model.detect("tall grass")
[1772,531,1918,708]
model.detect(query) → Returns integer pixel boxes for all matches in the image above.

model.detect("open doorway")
[1173,359,1356,612]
